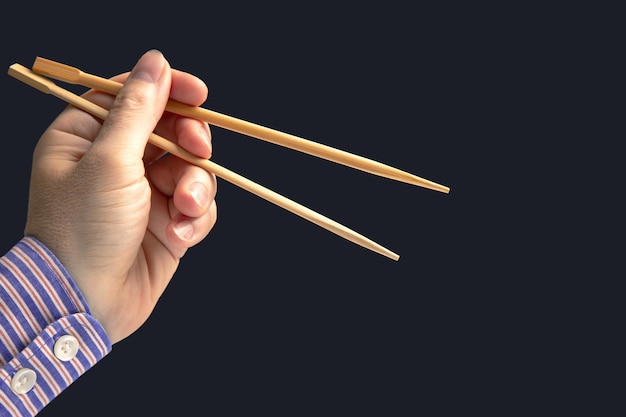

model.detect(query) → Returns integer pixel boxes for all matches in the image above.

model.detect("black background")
[1,3,616,416]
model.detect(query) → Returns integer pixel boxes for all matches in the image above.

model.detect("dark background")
[1,3,616,416]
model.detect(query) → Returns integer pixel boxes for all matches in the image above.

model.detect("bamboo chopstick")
[8,63,400,261]
[31,56,450,194]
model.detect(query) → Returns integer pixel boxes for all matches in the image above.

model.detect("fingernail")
[129,50,165,83]
[190,182,208,208]
[173,220,194,241]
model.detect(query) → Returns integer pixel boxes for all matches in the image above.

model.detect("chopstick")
[31,56,450,194]
[8,63,400,261]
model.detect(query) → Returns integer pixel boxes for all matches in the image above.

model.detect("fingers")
[171,159,217,218]
[159,115,212,159]
[148,156,218,251]
[169,69,209,106]
[167,200,218,249]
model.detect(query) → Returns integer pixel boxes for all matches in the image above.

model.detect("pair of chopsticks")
[8,57,450,261]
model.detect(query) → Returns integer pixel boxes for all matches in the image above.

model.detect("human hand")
[24,50,218,344]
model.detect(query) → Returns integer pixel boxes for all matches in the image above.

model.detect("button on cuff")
[54,334,80,361]
[11,368,37,394]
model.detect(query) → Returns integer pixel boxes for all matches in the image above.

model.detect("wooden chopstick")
[31,57,450,194]
[8,63,400,261]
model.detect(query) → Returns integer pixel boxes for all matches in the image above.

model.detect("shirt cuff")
[1,236,112,416]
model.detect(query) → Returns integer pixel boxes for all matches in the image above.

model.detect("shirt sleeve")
[0,236,112,416]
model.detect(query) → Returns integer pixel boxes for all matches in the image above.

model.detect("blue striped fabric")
[1,237,111,416]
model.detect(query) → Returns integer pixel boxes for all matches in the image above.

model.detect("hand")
[24,50,218,344]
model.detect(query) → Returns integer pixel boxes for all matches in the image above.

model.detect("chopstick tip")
[416,178,450,194]
[382,248,400,261]
[397,170,449,194]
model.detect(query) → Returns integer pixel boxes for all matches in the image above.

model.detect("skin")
[24,50,218,344]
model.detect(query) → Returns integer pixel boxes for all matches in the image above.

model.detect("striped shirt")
[1,237,111,416]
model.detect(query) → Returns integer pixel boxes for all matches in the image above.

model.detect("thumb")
[93,50,171,159]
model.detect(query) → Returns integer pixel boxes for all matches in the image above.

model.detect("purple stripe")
[0,389,29,415]
[17,239,86,314]
[21,237,90,313]
[0,277,40,345]
[22,384,44,414]
[5,250,70,320]
[28,345,65,401]
[2,260,51,331]
[1,286,26,363]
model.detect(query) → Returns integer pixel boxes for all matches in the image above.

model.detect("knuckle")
[109,87,159,125]
[115,86,151,109]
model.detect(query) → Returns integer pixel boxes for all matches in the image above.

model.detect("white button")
[11,368,37,394]
[54,335,79,361]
